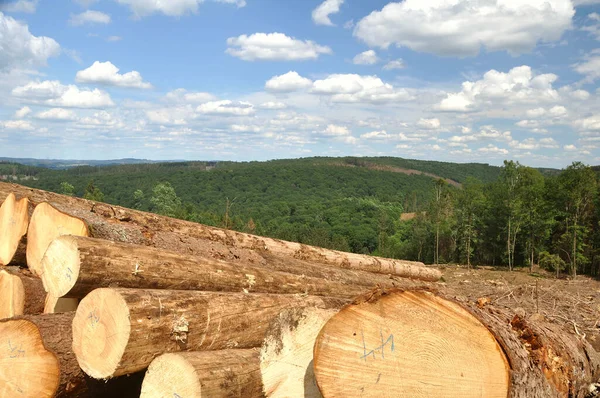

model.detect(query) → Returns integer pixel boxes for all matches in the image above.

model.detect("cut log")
[41,235,400,300]
[0,268,45,318]
[140,350,264,398]
[44,294,79,314]
[313,288,600,398]
[0,313,144,398]
[72,287,345,379]
[1,182,440,281]
[26,202,89,276]
[260,307,336,398]
[0,193,31,266]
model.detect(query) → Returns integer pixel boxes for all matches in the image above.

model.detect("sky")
[1,0,600,167]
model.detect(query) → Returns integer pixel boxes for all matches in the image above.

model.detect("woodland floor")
[435,265,600,350]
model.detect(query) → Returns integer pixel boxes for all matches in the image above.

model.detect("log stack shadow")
[1,181,598,397]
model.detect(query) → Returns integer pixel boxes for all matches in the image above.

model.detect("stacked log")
[0,268,45,318]
[0,193,31,266]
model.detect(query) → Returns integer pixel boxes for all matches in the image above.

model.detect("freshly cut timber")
[140,350,263,398]
[72,287,345,379]
[0,182,440,281]
[0,193,31,266]
[313,288,600,398]
[0,268,45,318]
[44,294,79,314]
[0,313,144,398]
[260,307,336,397]
[26,202,88,276]
[41,235,395,300]
[0,317,59,397]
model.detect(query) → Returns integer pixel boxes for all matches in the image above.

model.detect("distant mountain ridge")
[0,157,187,169]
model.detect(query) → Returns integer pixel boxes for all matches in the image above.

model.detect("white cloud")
[578,115,600,131]
[383,59,405,70]
[361,130,389,139]
[526,108,546,118]
[74,0,99,7]
[451,126,512,142]
[0,13,60,71]
[14,106,31,118]
[438,65,559,112]
[145,107,192,125]
[231,124,261,133]
[416,118,441,130]
[197,100,255,116]
[76,61,152,89]
[116,0,201,17]
[564,144,577,151]
[214,0,246,7]
[477,144,509,155]
[107,36,122,42]
[258,101,286,110]
[265,71,313,92]
[343,20,354,29]
[539,137,559,148]
[226,33,332,61]
[322,124,350,136]
[582,13,600,41]
[165,89,216,103]
[311,74,412,103]
[1,120,33,130]
[354,0,574,57]
[12,80,114,108]
[549,105,567,117]
[69,10,111,25]
[573,53,600,82]
[1,0,38,13]
[570,89,590,100]
[35,108,78,121]
[312,0,344,26]
[353,50,378,65]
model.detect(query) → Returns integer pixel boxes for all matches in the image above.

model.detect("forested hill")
[0,156,501,254]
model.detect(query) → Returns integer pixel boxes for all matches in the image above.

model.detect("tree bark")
[313,288,600,398]
[0,268,45,318]
[0,193,32,266]
[41,235,409,300]
[0,182,440,281]
[0,313,144,397]
[140,350,264,398]
[72,287,346,379]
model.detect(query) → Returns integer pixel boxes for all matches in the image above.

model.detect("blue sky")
[1,0,600,167]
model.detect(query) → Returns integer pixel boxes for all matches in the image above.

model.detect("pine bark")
[0,182,440,281]
[313,288,600,398]
[0,268,45,318]
[41,235,406,300]
[140,350,264,398]
[72,287,346,379]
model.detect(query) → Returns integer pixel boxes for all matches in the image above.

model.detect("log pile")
[1,181,599,397]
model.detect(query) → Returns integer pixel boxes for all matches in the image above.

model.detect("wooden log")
[0,313,144,398]
[72,287,345,379]
[41,235,398,300]
[44,294,79,314]
[140,350,264,398]
[0,193,31,266]
[260,307,336,397]
[0,182,440,281]
[0,268,45,318]
[313,288,600,398]
[27,202,89,276]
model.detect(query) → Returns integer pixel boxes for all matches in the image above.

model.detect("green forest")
[2,156,598,277]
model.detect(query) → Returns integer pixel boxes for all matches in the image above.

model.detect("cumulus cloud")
[76,61,152,89]
[573,52,600,82]
[265,71,313,92]
[354,0,574,57]
[564,144,577,151]
[322,124,350,136]
[69,10,111,25]
[12,80,114,108]
[477,144,509,155]
[361,130,389,139]
[226,33,332,61]
[311,74,412,103]
[0,12,60,71]
[197,100,255,116]
[35,108,78,121]
[438,65,560,112]
[383,59,405,70]
[258,101,286,110]
[115,0,201,17]
[1,120,34,130]
[312,0,344,26]
[582,13,600,41]
[165,89,216,103]
[14,106,31,118]
[353,50,379,65]
[1,0,38,13]
[449,126,512,142]
[416,118,441,130]
[231,124,261,132]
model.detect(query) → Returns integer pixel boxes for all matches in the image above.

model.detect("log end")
[72,288,131,379]
[140,353,201,398]
[0,193,29,266]
[44,294,79,314]
[0,319,60,397]
[313,290,510,398]
[0,269,25,318]
[27,202,89,276]
[41,235,80,297]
